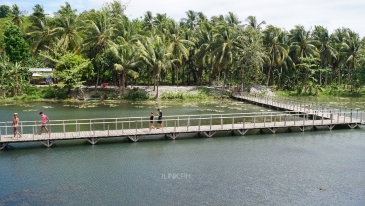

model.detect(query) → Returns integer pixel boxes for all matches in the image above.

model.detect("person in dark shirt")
[157,109,162,129]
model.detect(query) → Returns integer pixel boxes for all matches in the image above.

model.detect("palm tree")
[139,36,171,98]
[10,4,26,27]
[263,25,289,86]
[340,30,364,92]
[225,12,241,28]
[143,11,154,32]
[289,25,319,81]
[245,15,266,30]
[80,8,117,89]
[26,16,55,56]
[31,4,46,20]
[181,10,198,30]
[211,21,241,89]
[194,21,215,85]
[113,45,139,93]
[312,25,337,85]
[53,3,82,52]
[165,21,194,85]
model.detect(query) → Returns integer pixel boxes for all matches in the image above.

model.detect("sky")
[4,0,365,37]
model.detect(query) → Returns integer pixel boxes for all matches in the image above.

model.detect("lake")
[0,97,364,205]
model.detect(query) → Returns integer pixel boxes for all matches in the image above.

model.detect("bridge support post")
[326,125,335,130]
[267,127,277,134]
[347,123,358,129]
[41,140,54,148]
[128,135,140,142]
[203,131,216,138]
[236,129,248,136]
[86,137,100,145]
[166,133,180,140]
[298,126,306,132]
[0,142,8,150]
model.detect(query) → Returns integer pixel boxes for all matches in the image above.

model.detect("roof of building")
[29,68,54,72]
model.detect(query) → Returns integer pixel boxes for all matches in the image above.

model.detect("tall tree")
[263,25,289,86]
[4,21,29,63]
[312,25,337,85]
[10,4,26,26]
[340,30,364,91]
[0,5,10,18]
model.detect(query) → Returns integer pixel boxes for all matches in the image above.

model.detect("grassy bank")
[275,86,365,98]
[0,86,229,102]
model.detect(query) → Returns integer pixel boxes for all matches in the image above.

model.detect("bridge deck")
[0,93,363,149]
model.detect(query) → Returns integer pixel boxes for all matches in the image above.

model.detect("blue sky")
[4,0,365,37]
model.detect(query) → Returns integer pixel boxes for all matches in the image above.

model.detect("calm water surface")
[0,98,364,205]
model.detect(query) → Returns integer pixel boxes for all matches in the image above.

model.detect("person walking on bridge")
[12,113,22,138]
[39,112,50,135]
[149,112,156,131]
[157,109,163,129]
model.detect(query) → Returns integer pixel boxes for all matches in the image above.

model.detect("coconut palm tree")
[139,36,171,98]
[165,21,194,85]
[26,16,55,56]
[211,21,241,89]
[312,25,337,85]
[340,30,364,92]
[113,45,139,93]
[194,21,215,85]
[10,4,26,27]
[181,10,198,30]
[143,11,154,32]
[52,2,82,52]
[245,15,266,30]
[80,8,118,89]
[263,25,289,86]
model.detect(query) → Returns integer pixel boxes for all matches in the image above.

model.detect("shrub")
[122,88,148,100]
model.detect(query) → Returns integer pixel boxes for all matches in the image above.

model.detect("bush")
[41,87,68,99]
[122,88,148,100]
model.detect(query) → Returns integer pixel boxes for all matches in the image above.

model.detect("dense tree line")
[0,1,365,98]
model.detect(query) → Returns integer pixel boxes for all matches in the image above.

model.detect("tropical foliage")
[0,1,365,98]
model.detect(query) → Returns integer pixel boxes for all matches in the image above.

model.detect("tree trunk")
[153,76,159,99]
[95,67,100,91]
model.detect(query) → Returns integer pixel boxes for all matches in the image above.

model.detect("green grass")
[275,86,365,97]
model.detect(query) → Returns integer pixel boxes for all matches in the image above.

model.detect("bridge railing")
[1,111,363,141]
[234,92,364,118]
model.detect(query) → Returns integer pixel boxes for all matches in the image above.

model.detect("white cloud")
[4,0,365,37]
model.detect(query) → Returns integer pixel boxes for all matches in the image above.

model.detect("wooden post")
[198,116,201,131]
[135,121,137,134]
[232,116,234,129]
[343,113,345,123]
[187,117,190,131]
[174,120,176,132]
[221,115,223,129]
[350,109,352,123]
[115,119,118,130]
[274,115,276,126]
[210,115,212,131]
[254,116,256,128]
[108,124,109,136]
[284,115,286,126]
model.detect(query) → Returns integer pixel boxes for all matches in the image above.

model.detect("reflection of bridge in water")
[1,93,364,150]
